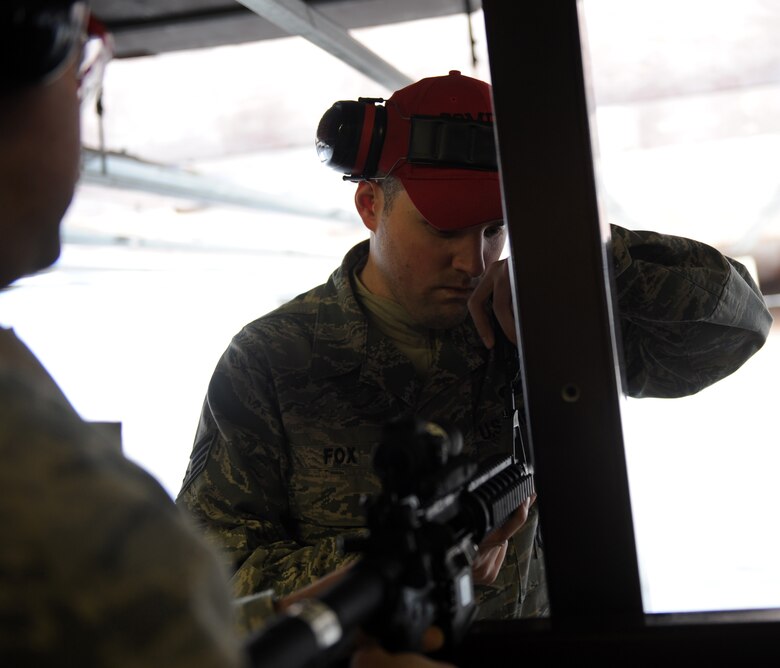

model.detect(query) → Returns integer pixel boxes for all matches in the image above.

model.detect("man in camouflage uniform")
[0,3,248,666]
[177,72,772,622]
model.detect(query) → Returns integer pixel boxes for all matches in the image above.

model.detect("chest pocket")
[284,417,382,531]
[288,465,379,529]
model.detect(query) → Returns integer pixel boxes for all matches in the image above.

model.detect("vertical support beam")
[482,0,644,623]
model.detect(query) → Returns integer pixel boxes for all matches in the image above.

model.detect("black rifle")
[246,415,534,668]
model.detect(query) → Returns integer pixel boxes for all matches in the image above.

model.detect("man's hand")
[351,627,456,668]
[471,493,536,585]
[468,258,517,349]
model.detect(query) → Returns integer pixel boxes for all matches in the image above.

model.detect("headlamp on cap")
[316,98,387,181]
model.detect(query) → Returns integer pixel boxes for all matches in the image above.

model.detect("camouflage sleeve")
[610,224,773,398]
[0,375,245,668]
[176,327,353,603]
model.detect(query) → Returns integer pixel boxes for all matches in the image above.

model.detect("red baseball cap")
[379,70,502,231]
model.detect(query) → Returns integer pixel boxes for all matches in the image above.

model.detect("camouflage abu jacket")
[177,225,772,624]
[0,329,246,668]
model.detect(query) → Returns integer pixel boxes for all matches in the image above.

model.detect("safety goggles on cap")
[78,13,112,104]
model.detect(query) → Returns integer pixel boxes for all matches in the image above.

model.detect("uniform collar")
[310,241,489,388]
[310,241,371,380]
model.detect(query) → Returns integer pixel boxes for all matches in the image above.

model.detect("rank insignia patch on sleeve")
[179,432,216,493]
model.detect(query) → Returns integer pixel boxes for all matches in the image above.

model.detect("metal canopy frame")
[94,0,476,86]
[454,1,780,664]
[236,0,414,90]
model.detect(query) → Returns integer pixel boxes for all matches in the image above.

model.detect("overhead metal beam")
[236,0,414,91]
[80,148,353,221]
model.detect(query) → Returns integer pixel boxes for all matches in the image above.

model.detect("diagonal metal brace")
[237,0,414,91]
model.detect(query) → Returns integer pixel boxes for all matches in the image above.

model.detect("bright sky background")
[2,2,779,615]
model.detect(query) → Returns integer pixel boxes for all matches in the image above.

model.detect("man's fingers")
[491,261,517,345]
[420,626,446,653]
[472,540,508,585]
[479,495,534,547]
[468,270,498,349]
[472,493,537,585]
[350,628,455,668]
[468,258,518,349]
